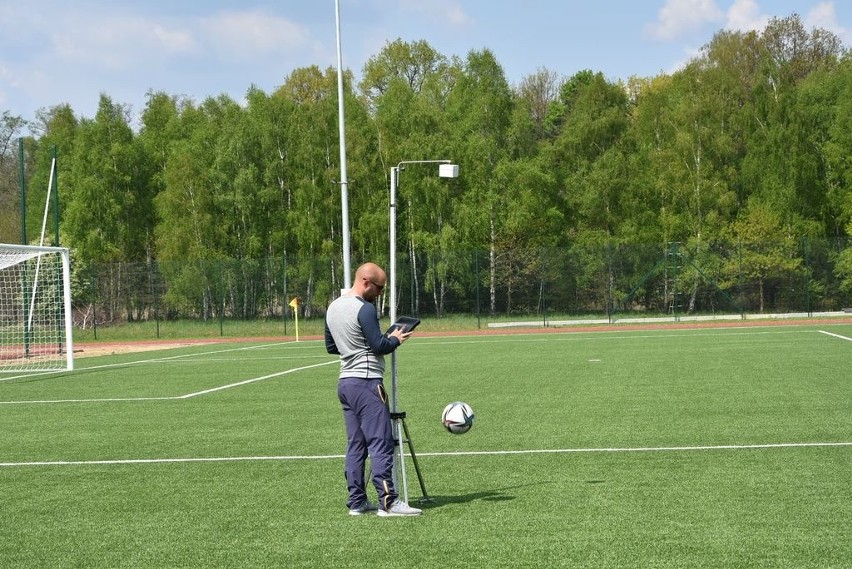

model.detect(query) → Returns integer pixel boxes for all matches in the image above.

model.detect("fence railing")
[72,239,852,335]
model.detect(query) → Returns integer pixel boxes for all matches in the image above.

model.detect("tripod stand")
[390,408,432,503]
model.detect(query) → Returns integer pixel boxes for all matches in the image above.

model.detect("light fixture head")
[438,164,459,178]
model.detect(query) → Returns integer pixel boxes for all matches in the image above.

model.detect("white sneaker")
[377,500,422,517]
[348,501,378,516]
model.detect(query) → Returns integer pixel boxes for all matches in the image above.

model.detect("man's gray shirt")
[324,295,400,379]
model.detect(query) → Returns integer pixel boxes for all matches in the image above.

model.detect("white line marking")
[2,441,849,468]
[421,441,852,456]
[0,341,307,383]
[0,360,337,405]
[818,330,852,342]
[158,356,331,363]
[178,361,336,399]
[0,455,346,467]
[0,397,175,405]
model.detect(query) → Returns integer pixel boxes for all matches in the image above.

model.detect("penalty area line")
[818,330,852,342]
[178,360,336,398]
[0,360,337,405]
[0,341,307,383]
[3,441,850,468]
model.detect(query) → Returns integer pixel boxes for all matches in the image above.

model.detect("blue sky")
[1,0,849,130]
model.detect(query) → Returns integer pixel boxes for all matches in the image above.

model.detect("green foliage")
[722,203,804,311]
[360,38,449,106]
[0,112,29,243]
[6,14,852,318]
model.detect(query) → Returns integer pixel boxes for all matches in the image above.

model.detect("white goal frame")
[0,244,74,372]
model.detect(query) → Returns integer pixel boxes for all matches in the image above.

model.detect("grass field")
[2,323,851,568]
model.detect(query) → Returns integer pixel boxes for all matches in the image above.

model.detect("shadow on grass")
[412,481,553,509]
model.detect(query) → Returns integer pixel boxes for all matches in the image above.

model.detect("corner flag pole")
[289,297,299,341]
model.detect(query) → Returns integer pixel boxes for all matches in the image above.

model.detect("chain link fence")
[71,239,852,336]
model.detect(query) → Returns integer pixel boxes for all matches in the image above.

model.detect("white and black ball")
[441,401,475,434]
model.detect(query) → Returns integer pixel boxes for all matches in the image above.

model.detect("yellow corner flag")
[289,297,299,341]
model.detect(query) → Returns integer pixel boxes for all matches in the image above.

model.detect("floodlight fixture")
[438,163,459,178]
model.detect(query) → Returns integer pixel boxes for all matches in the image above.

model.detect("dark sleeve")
[324,319,339,354]
[358,303,400,355]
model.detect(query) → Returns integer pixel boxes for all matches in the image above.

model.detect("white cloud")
[199,10,316,59]
[446,5,469,27]
[400,0,470,27]
[806,1,838,29]
[153,25,198,54]
[647,0,725,41]
[725,0,769,32]
[0,65,6,107]
[51,15,199,70]
[805,2,851,43]
[43,8,322,72]
[0,61,17,89]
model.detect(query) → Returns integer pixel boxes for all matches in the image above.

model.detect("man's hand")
[389,328,413,344]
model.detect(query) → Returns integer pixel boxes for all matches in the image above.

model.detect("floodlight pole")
[388,159,459,503]
[335,0,352,290]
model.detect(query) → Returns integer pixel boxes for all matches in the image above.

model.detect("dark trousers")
[338,377,397,509]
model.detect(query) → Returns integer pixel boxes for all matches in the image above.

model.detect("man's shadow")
[411,481,552,510]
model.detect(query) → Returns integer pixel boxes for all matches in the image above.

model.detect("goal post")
[0,244,74,372]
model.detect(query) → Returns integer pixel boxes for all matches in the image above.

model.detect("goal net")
[0,244,74,372]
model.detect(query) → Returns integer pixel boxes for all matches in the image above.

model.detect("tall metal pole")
[389,166,399,410]
[335,0,352,290]
[388,164,406,498]
[388,160,458,502]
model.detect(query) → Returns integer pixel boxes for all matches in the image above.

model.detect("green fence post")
[154,263,160,339]
[803,237,811,316]
[17,137,30,354]
[219,259,224,337]
[19,138,27,245]
[474,250,481,329]
[410,254,416,317]
[92,268,98,340]
[738,239,745,319]
[607,242,614,324]
[282,255,288,336]
[52,145,60,246]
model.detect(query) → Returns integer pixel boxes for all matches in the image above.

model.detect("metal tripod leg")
[391,411,432,503]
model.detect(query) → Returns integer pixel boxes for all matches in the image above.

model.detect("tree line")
[1,14,851,320]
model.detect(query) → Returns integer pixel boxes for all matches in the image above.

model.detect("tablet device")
[385,316,420,335]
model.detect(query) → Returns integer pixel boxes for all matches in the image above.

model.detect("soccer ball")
[441,401,474,434]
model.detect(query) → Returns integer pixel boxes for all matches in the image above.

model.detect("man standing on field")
[324,262,421,517]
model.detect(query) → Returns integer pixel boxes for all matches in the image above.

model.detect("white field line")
[0,360,336,405]
[421,441,852,456]
[0,340,308,383]
[818,330,852,342]
[2,441,850,468]
[177,360,336,399]
[150,356,331,363]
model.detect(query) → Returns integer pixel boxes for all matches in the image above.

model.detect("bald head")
[353,262,387,301]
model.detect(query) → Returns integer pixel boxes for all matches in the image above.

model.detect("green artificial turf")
[2,324,851,567]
